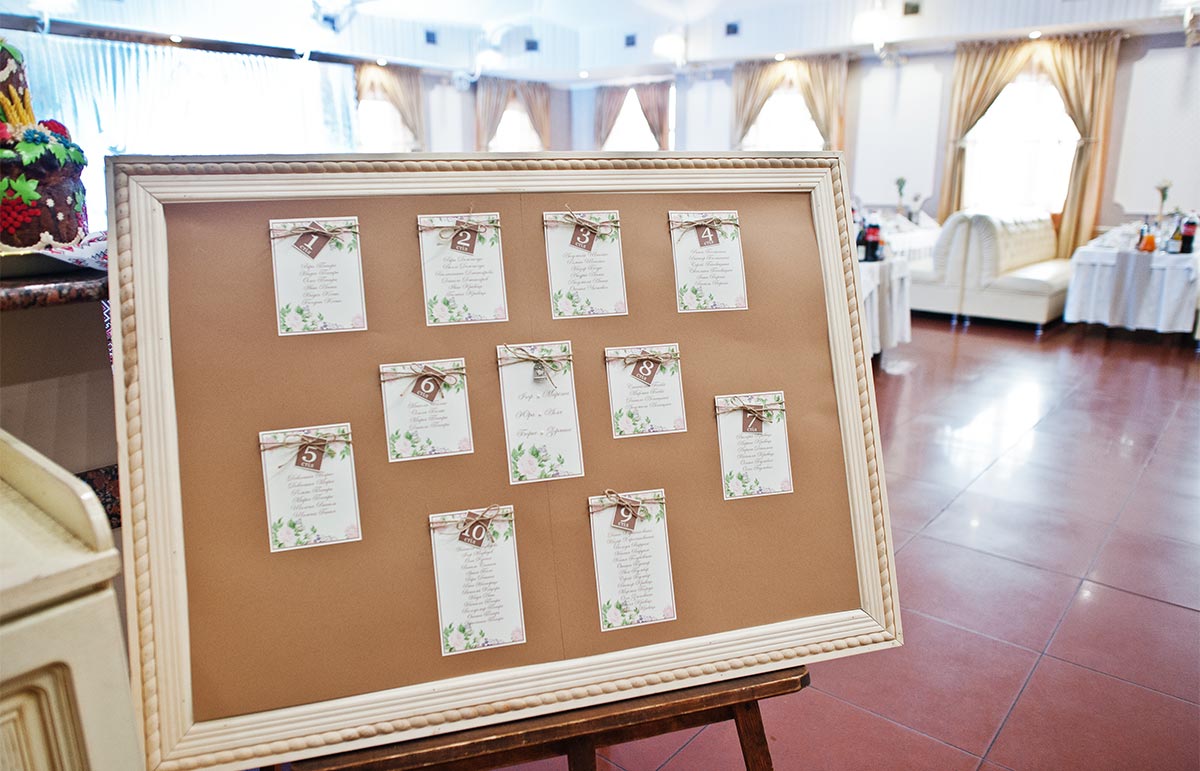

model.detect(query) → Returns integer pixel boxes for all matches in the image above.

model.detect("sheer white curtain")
[6,31,356,230]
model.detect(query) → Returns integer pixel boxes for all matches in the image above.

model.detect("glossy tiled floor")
[505,317,1200,771]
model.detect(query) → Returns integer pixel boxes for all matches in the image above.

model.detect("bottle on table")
[863,219,881,262]
[1166,216,1184,254]
[1182,213,1196,254]
[1137,217,1156,252]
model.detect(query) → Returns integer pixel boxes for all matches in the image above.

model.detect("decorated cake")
[0,40,88,254]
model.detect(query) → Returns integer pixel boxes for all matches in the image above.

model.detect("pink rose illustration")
[511,627,524,642]
[517,453,541,479]
[673,417,686,429]
[458,437,473,451]
[448,629,466,650]
[735,295,747,308]
[614,300,627,313]
[351,314,365,328]
[277,526,297,547]
[344,525,360,538]
[781,478,792,491]
[663,606,675,619]
[605,606,623,627]
[494,305,507,318]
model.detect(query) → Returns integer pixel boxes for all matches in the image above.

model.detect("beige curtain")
[516,80,553,150]
[936,40,1035,221]
[355,63,427,151]
[793,55,848,151]
[731,60,791,148]
[593,86,629,148]
[635,81,673,150]
[475,76,513,151]
[1037,31,1121,259]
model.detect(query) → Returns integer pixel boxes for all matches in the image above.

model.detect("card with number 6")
[379,358,474,462]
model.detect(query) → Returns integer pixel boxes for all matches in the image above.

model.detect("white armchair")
[910,210,971,317]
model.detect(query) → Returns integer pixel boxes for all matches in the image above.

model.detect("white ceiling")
[7,0,1191,82]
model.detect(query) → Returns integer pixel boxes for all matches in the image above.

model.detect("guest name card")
[497,341,585,484]
[269,217,367,335]
[417,213,508,325]
[429,506,526,656]
[668,210,748,312]
[604,344,687,438]
[714,391,793,500]
[380,358,474,462]
[259,422,362,552]
[542,210,629,318]
[589,489,676,631]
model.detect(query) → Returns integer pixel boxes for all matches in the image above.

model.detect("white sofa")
[961,213,1073,333]
[909,210,971,316]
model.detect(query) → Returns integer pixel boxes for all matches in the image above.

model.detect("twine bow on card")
[668,215,740,243]
[604,349,681,368]
[430,505,512,542]
[587,489,664,517]
[546,207,620,237]
[416,216,501,241]
[498,344,572,388]
[259,431,352,469]
[714,397,786,422]
[268,223,359,241]
[380,363,466,394]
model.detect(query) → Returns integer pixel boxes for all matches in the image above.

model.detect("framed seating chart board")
[107,153,901,771]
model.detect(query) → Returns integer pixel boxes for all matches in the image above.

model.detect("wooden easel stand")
[272,665,809,771]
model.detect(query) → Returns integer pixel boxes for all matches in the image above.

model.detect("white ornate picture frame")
[107,153,900,771]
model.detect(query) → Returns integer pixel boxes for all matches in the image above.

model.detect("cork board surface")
[163,190,860,722]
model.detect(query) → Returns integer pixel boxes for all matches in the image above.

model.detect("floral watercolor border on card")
[269,217,367,335]
[714,391,794,500]
[668,210,748,313]
[588,489,676,631]
[542,210,629,319]
[604,344,687,439]
[258,422,362,552]
[416,213,508,325]
[496,341,586,485]
[379,358,474,462]
[429,507,526,656]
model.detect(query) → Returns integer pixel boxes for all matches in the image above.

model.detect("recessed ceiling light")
[1028,30,1042,39]
[376,57,387,66]
[773,53,785,61]
[169,34,183,43]
[579,70,589,79]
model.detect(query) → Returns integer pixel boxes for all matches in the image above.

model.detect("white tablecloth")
[882,227,939,264]
[1064,245,1199,333]
[858,258,912,354]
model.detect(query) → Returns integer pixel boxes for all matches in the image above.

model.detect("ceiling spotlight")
[169,34,183,43]
[1028,30,1042,39]
[376,57,387,66]
[579,70,590,79]
[773,53,785,61]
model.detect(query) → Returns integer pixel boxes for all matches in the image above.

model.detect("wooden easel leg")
[731,701,773,771]
[566,738,597,771]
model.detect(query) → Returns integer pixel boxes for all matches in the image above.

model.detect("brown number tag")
[570,223,596,252]
[742,411,763,433]
[450,221,478,254]
[292,222,332,258]
[631,358,661,386]
[294,436,328,471]
[611,503,640,532]
[411,367,442,403]
[458,518,489,547]
[695,224,719,247]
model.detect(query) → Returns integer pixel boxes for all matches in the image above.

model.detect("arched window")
[488,101,543,152]
[356,99,417,152]
[962,70,1079,213]
[740,86,824,151]
[602,86,675,151]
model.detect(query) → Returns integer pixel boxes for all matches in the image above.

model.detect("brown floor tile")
[660,688,979,770]
[1048,581,1200,703]
[497,757,569,770]
[882,436,1002,489]
[1001,428,1153,482]
[964,457,1136,524]
[923,492,1110,577]
[891,525,918,552]
[1088,528,1200,610]
[1117,482,1200,545]
[597,727,701,770]
[897,537,1079,651]
[1032,405,1165,450]
[987,658,1200,771]
[808,612,1037,755]
[884,472,962,530]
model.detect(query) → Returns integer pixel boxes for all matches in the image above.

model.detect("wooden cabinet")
[0,429,142,770]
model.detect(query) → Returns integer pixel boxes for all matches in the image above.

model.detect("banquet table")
[1064,244,1199,334]
[858,257,912,355]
